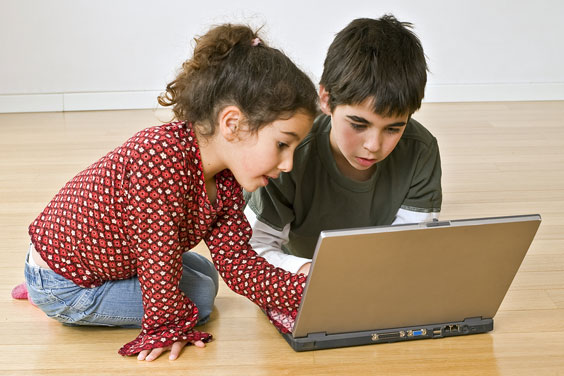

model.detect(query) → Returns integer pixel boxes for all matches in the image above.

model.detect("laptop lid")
[292,214,541,338]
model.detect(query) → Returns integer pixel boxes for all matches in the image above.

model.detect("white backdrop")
[1,0,563,112]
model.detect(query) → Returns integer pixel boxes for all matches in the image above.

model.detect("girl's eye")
[277,141,289,149]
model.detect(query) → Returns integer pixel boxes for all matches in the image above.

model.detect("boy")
[244,15,442,275]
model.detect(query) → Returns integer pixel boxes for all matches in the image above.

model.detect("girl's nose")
[278,154,293,173]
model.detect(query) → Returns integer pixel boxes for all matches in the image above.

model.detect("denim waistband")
[24,247,64,290]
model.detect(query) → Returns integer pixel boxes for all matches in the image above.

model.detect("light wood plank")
[1,102,564,375]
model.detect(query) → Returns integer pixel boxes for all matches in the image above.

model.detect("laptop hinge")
[464,316,484,323]
[425,220,451,227]
[306,332,327,340]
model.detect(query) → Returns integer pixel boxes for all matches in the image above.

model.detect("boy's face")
[320,87,408,180]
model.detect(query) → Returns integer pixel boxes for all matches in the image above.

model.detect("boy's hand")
[136,339,206,362]
[297,262,311,276]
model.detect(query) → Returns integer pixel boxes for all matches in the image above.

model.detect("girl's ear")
[319,85,332,116]
[218,105,243,141]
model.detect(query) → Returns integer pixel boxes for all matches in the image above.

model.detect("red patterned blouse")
[29,122,306,355]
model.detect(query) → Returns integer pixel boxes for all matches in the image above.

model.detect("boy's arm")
[244,206,311,274]
[397,135,442,223]
[392,208,439,225]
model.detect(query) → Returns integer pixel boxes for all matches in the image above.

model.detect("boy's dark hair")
[320,15,427,117]
[158,24,318,136]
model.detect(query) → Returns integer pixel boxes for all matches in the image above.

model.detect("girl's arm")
[119,240,211,356]
[117,127,211,356]
[206,195,307,332]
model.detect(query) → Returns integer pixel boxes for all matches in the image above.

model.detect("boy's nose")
[363,133,381,153]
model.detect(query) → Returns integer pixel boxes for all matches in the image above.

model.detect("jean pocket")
[28,271,91,324]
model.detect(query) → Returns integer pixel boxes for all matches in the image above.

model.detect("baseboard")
[0,93,65,113]
[424,83,564,103]
[0,90,163,113]
[65,91,163,111]
[1,84,563,113]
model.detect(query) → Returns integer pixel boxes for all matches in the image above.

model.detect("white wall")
[1,0,563,113]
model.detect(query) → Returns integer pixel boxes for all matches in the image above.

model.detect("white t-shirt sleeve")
[392,207,440,225]
[244,206,311,274]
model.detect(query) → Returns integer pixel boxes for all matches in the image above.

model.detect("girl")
[21,24,318,361]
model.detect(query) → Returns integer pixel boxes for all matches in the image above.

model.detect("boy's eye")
[277,141,289,149]
[387,128,402,134]
[350,123,366,130]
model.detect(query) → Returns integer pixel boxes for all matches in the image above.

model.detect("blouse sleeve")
[117,131,211,356]
[206,191,307,333]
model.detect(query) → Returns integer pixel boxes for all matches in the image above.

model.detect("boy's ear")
[319,85,332,116]
[218,105,242,141]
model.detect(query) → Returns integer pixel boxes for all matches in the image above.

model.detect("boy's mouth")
[355,157,377,167]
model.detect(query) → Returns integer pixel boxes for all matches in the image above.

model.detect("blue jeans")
[24,250,219,328]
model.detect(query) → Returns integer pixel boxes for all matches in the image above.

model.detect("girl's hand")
[136,339,206,362]
[297,262,312,276]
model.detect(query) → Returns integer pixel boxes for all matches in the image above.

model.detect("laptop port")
[443,325,460,334]
[407,329,427,337]
[372,331,406,341]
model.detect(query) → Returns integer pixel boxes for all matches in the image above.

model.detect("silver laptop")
[282,214,541,351]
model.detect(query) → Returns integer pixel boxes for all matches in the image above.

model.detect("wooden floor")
[1,102,563,375]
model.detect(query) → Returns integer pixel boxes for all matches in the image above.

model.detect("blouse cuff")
[266,308,297,334]
[118,329,212,356]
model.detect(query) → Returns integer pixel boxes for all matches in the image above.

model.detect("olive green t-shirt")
[245,114,442,259]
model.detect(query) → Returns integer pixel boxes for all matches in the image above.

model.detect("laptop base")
[283,317,493,352]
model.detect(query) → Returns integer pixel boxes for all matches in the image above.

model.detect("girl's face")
[230,112,313,192]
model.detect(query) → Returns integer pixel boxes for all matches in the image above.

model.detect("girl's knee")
[183,252,219,282]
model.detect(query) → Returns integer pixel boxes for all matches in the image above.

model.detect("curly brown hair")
[158,24,318,136]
